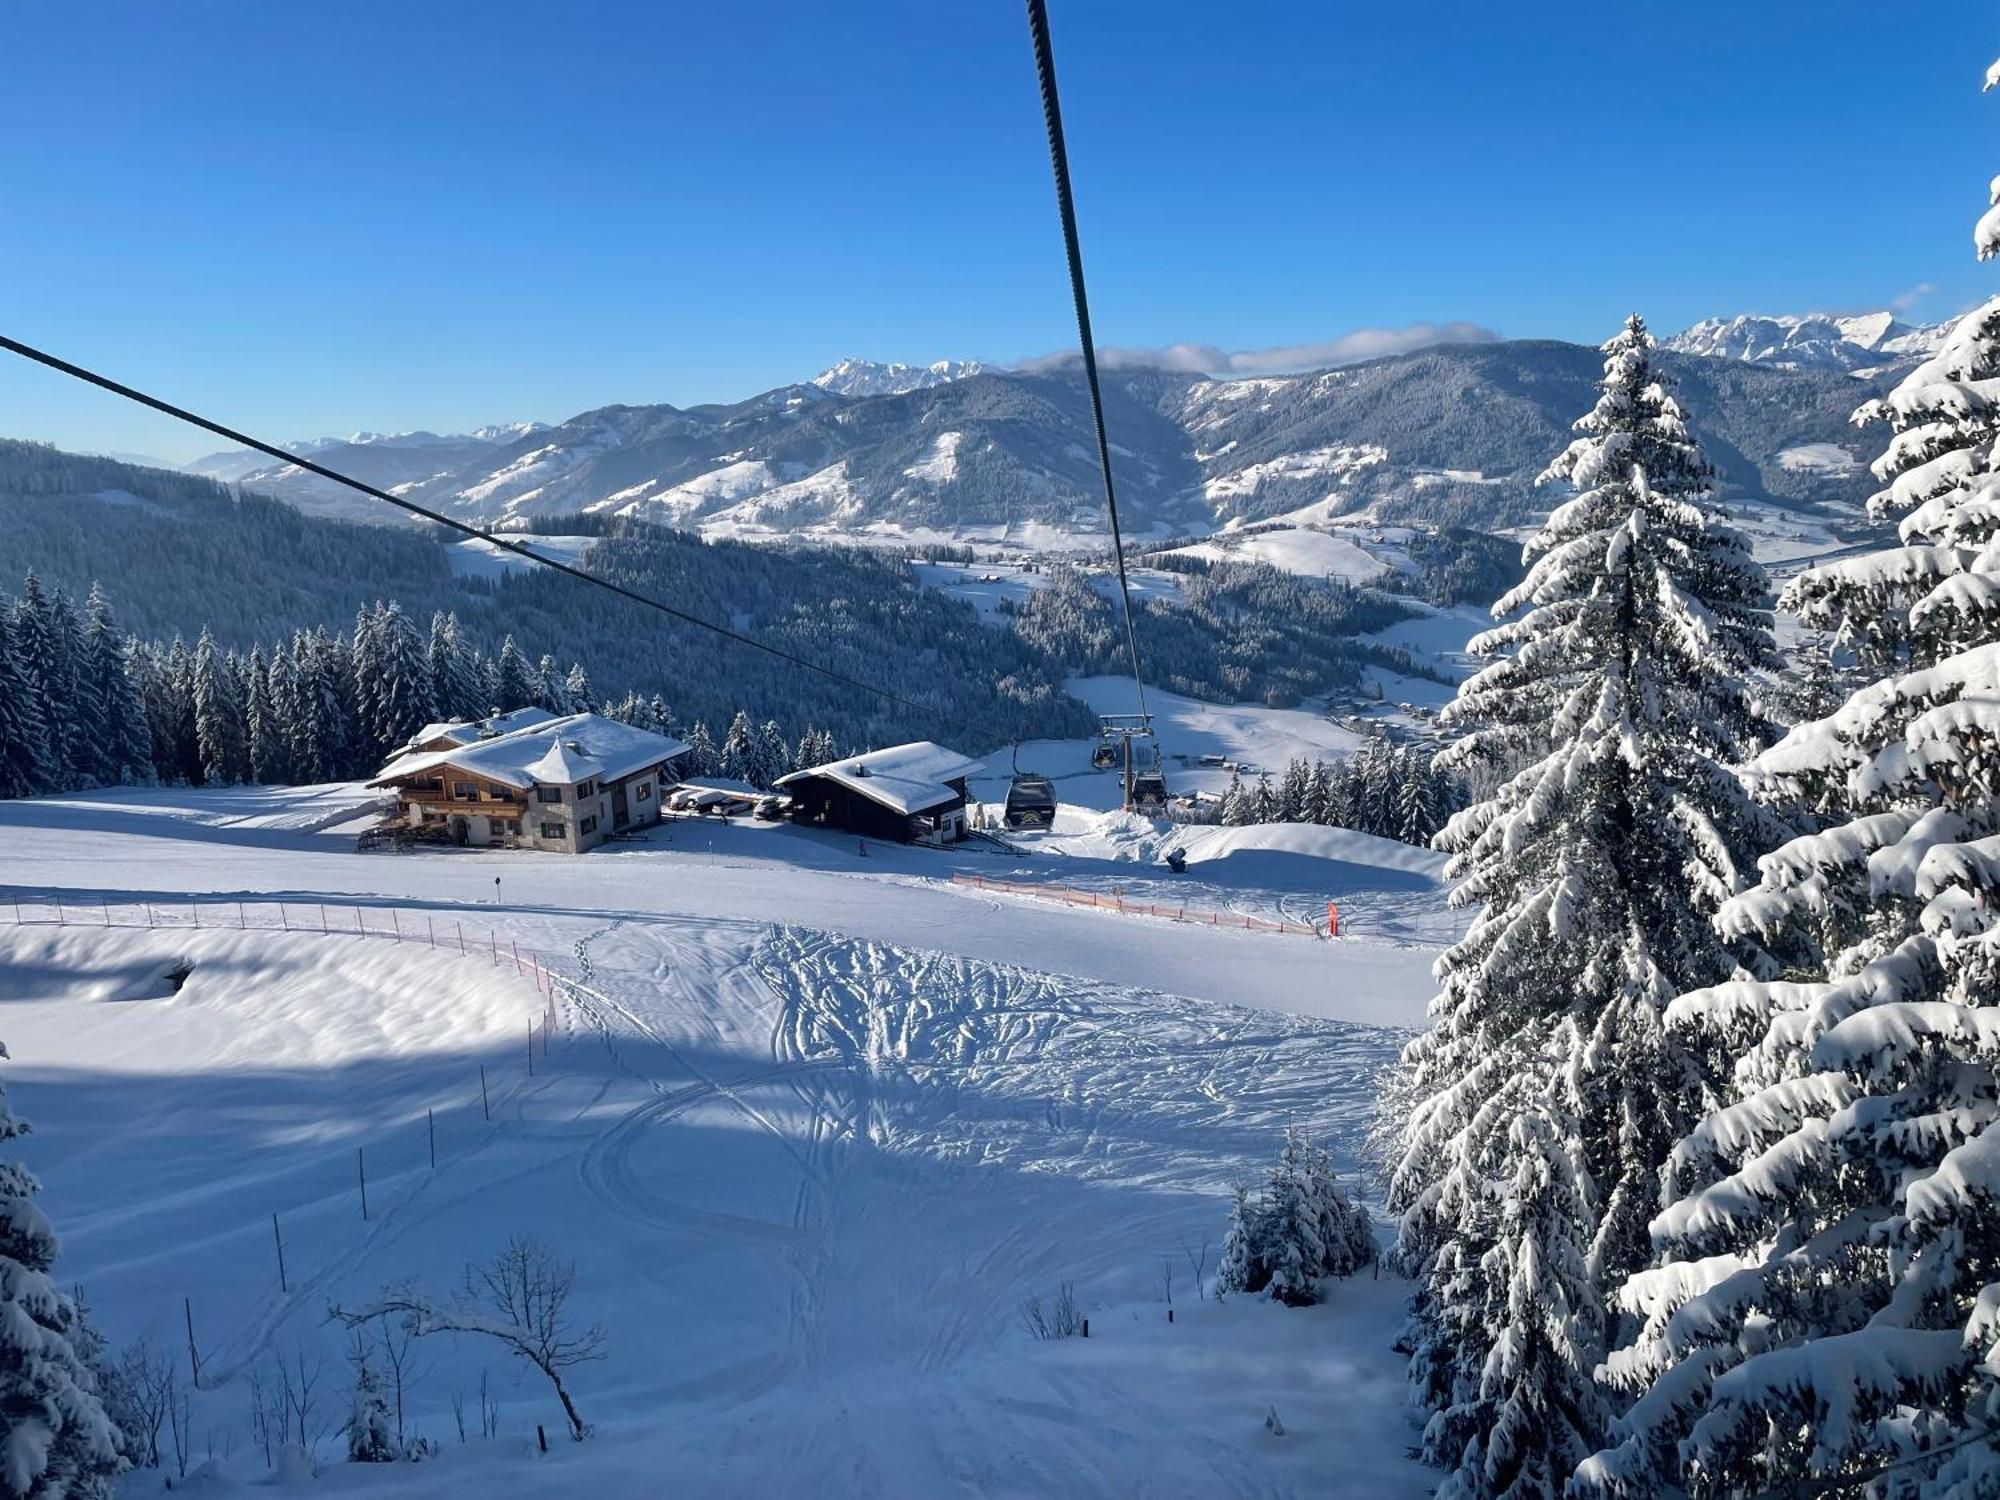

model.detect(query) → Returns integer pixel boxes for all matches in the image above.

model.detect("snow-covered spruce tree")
[10,576,73,789]
[0,1044,122,1498]
[1265,1130,1332,1308]
[1388,315,1778,1498]
[719,710,755,784]
[367,603,435,761]
[1578,67,2000,1500]
[1216,1129,1377,1304]
[191,629,247,787]
[80,586,152,787]
[1216,1183,1270,1298]
[1443,1103,1605,1500]
[494,636,532,711]
[345,1333,396,1463]
[0,609,55,798]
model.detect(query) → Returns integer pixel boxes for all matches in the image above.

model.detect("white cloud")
[1891,282,1937,313]
[1016,322,1501,377]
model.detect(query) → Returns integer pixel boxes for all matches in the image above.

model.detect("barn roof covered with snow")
[775,741,983,816]
[371,712,688,791]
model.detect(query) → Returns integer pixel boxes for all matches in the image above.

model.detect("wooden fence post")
[427,1108,436,1169]
[480,1065,490,1121]
[357,1147,369,1219]
[527,1021,534,1077]
[272,1214,288,1293]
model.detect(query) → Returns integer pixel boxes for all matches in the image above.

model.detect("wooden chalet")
[369,711,689,853]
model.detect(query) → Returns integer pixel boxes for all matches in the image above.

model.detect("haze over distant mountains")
[177,317,1926,543]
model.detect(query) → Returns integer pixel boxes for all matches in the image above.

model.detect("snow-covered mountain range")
[809,357,985,397]
[1662,310,1949,375]
[187,423,551,523]
[172,319,1925,544]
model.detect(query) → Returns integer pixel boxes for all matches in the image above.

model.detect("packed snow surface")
[1170,527,1391,583]
[0,784,1451,1497]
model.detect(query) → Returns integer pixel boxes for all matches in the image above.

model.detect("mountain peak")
[810,357,985,398]
[1663,310,1948,373]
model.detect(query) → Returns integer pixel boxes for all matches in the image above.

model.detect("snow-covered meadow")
[0,783,1452,1496]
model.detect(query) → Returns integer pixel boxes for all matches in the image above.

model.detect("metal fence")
[950,872,1325,938]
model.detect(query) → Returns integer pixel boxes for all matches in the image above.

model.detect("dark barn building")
[776,741,983,845]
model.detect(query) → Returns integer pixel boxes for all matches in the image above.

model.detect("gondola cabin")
[1003,773,1058,830]
[775,741,983,845]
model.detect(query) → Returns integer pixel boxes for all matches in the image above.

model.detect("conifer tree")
[0,1043,122,1498]
[345,1335,396,1463]
[11,575,72,788]
[244,647,285,784]
[720,710,755,783]
[0,610,54,798]
[426,611,481,721]
[1215,1184,1266,1299]
[563,663,594,715]
[360,603,435,762]
[1580,66,2000,1500]
[494,636,532,709]
[1388,315,1778,1498]
[46,587,101,787]
[533,653,569,714]
[683,721,715,777]
[1436,1105,1603,1500]
[81,586,152,786]
[191,629,247,785]
[1220,770,1252,827]
[754,719,791,789]
[1250,773,1278,825]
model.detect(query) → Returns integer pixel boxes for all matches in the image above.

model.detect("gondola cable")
[0,332,923,714]
[1022,0,1152,726]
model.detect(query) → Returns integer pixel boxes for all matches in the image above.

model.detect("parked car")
[754,794,789,820]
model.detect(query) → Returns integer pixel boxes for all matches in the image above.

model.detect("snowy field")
[1165,526,1395,585]
[442,534,599,581]
[0,783,1455,1497]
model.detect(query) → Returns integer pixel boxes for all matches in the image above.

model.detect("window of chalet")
[635,783,651,802]
[576,779,597,799]
[452,780,476,800]
[579,815,598,836]
[536,785,562,803]
[487,784,512,799]
[540,822,563,840]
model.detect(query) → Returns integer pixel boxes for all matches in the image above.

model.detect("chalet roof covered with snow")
[774,740,983,816]
[371,712,688,791]
[401,706,558,752]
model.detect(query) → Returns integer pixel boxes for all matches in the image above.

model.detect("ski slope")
[0,786,1451,1497]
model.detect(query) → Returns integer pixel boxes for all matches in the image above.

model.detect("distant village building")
[776,741,982,845]
[370,711,688,853]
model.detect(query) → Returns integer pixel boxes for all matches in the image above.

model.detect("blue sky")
[2,1,1993,462]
